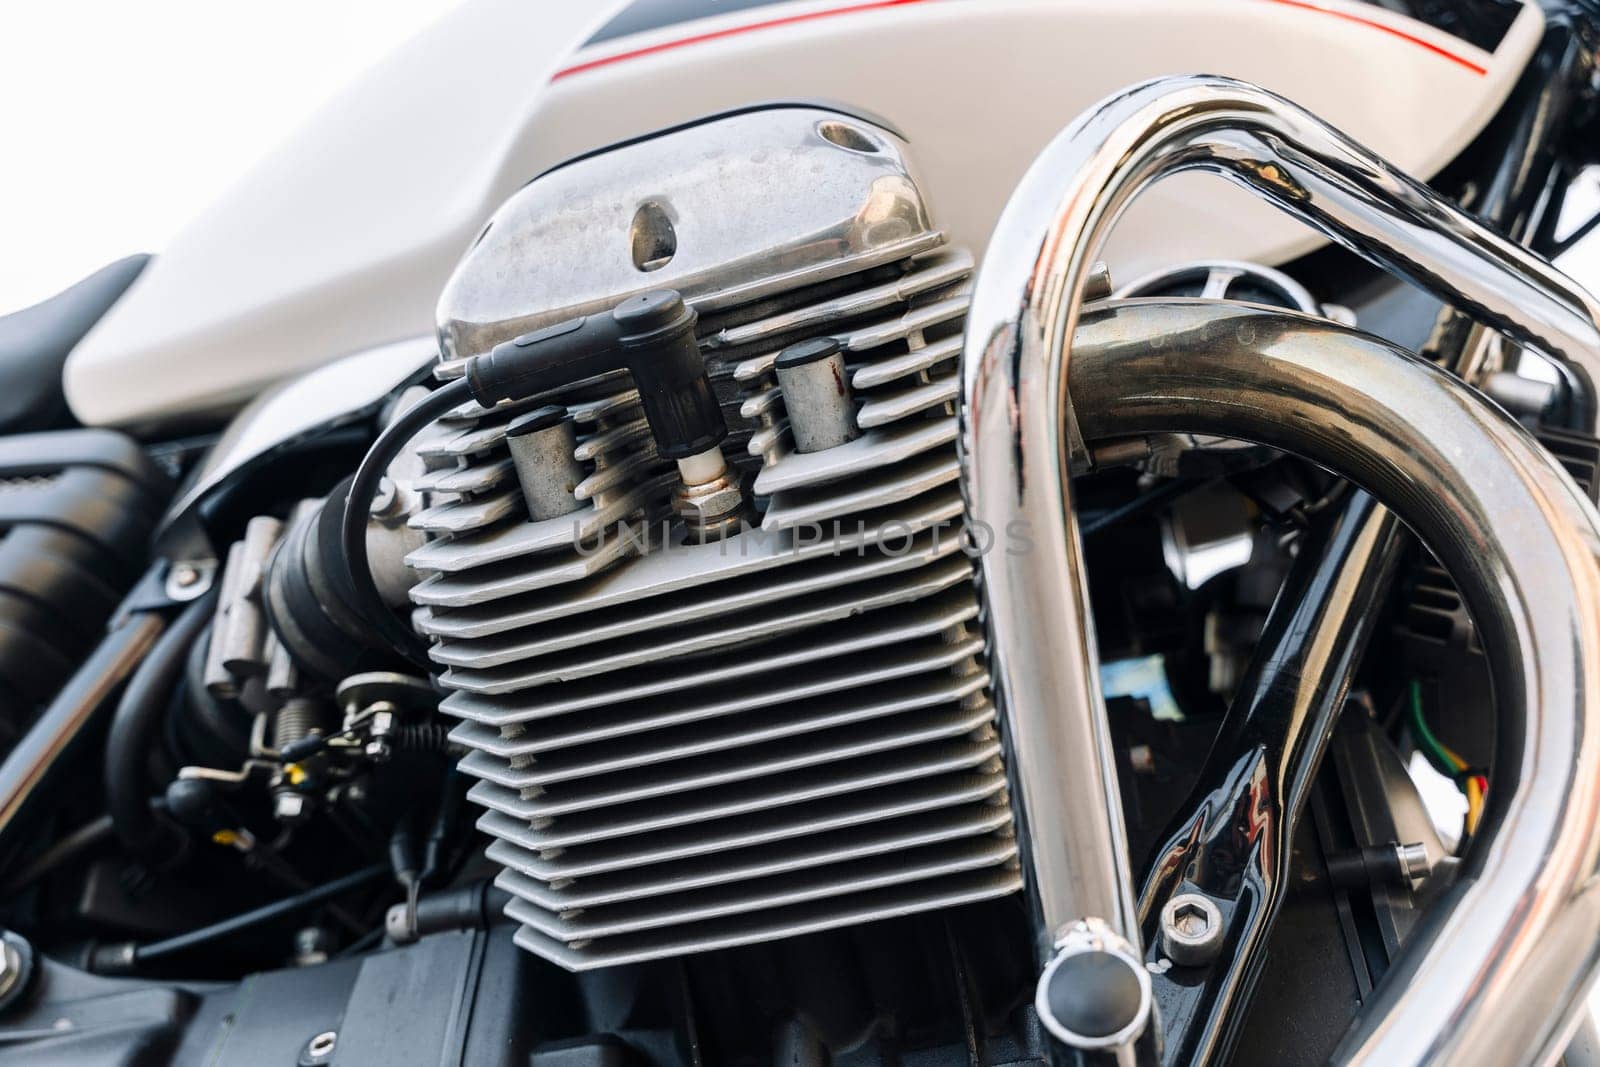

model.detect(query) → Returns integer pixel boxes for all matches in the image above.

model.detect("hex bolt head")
[1159,892,1225,967]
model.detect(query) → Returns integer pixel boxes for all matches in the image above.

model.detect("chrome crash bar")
[960,74,1600,1063]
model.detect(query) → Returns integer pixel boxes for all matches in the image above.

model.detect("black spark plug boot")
[465,290,725,460]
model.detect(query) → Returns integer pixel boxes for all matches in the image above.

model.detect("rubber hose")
[104,590,218,863]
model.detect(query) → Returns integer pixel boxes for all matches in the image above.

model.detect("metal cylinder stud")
[505,406,585,522]
[775,337,859,453]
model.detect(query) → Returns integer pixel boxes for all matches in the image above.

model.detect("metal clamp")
[1036,918,1152,1051]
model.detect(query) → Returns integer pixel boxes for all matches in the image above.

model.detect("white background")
[0,0,465,316]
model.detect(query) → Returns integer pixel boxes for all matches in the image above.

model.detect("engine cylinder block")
[407,107,1017,969]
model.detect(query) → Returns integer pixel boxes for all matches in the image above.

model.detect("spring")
[391,721,453,754]
[272,698,325,751]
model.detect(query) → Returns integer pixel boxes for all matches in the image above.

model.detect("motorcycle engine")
[11,83,1591,1067]
[413,105,1016,970]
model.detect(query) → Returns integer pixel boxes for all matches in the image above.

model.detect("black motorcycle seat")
[0,254,149,433]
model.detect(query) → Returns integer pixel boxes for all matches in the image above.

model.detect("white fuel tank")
[63,0,1542,427]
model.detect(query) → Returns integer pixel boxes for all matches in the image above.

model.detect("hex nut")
[673,474,746,541]
[1159,892,1225,967]
[674,477,743,521]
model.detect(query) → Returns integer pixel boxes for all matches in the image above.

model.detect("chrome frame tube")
[960,73,1600,1062]
[1072,300,1600,1064]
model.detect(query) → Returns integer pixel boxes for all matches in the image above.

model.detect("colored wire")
[1409,679,1487,835]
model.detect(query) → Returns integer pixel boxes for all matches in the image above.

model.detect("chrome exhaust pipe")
[960,74,1600,1063]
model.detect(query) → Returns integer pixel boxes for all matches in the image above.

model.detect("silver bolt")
[307,1030,337,1059]
[1159,892,1225,967]
[164,559,215,601]
[1396,841,1433,881]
